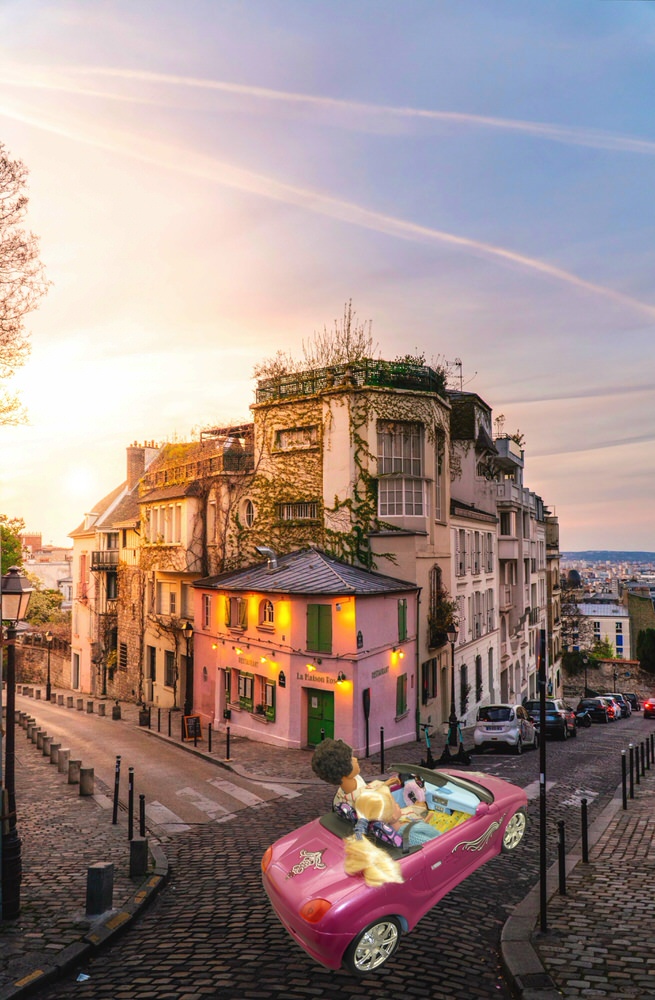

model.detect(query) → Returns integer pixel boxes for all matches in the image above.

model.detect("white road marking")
[561,788,599,807]
[207,778,266,807]
[258,782,301,799]
[146,801,191,833]
[177,786,232,819]
[523,779,557,799]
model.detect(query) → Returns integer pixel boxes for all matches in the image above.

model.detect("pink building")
[192,547,419,755]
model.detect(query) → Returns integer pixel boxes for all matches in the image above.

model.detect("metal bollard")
[208,723,212,753]
[139,794,146,837]
[80,767,95,796]
[112,755,121,824]
[58,748,71,775]
[636,744,641,786]
[168,710,171,737]
[226,725,232,761]
[581,797,589,862]
[622,751,627,810]
[629,744,635,799]
[641,742,646,777]
[128,766,134,840]
[557,820,566,895]
[35,729,45,749]
[158,707,161,733]
[380,726,385,775]
[68,759,81,784]
[320,728,325,742]
[42,736,53,757]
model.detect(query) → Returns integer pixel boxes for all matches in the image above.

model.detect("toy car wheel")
[343,917,401,975]
[502,808,527,852]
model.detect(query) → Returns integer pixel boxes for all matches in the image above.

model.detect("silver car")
[474,703,538,755]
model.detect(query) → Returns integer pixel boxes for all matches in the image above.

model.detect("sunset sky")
[1,1,654,552]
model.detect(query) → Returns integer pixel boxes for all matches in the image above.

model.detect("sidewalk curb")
[500,787,625,999]
[0,834,170,1000]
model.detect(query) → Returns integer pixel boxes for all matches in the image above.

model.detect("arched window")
[243,499,255,527]
[259,599,274,627]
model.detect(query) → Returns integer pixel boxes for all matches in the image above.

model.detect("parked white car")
[473,703,538,755]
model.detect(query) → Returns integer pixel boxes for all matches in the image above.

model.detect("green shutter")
[398,599,408,642]
[396,673,408,716]
[239,598,248,629]
[307,604,332,653]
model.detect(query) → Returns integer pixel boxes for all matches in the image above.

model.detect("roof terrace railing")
[255,359,446,404]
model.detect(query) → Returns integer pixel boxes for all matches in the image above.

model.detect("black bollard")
[557,820,566,895]
[208,723,212,753]
[581,798,589,862]
[139,794,146,837]
[629,744,635,799]
[112,755,121,825]
[641,741,646,777]
[158,707,161,733]
[148,707,152,730]
[380,726,385,775]
[226,725,231,761]
[622,751,627,810]
[128,766,134,840]
[320,728,325,742]
[168,710,171,738]
[636,744,641,786]
[646,738,651,770]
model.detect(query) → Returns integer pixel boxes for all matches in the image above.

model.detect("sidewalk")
[3,684,655,999]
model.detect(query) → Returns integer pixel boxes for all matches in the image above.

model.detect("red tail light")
[300,898,332,923]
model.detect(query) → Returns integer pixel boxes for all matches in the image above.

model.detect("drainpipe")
[415,588,422,742]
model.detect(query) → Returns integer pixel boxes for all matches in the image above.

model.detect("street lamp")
[182,621,194,717]
[1,565,34,920]
[582,653,589,698]
[439,623,460,762]
[44,630,53,702]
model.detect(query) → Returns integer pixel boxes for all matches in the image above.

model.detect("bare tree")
[1,143,49,423]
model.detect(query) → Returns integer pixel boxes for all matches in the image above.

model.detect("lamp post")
[45,630,53,702]
[182,621,194,717]
[438,623,460,761]
[582,653,589,698]
[1,565,34,920]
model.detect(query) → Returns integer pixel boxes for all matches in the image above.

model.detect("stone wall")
[563,657,653,702]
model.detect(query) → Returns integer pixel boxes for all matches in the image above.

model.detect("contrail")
[5,61,655,155]
[62,65,655,156]
[2,98,655,320]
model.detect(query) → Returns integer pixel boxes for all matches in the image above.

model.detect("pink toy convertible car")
[262,763,527,975]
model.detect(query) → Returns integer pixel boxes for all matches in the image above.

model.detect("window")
[378,478,426,516]
[398,598,408,642]
[106,532,119,550]
[259,599,274,627]
[156,582,177,616]
[106,572,117,601]
[207,501,217,541]
[225,596,248,630]
[278,502,319,521]
[396,673,408,717]
[421,658,437,704]
[238,672,254,711]
[485,533,494,572]
[243,499,255,527]
[500,511,513,536]
[181,583,193,619]
[264,680,276,722]
[307,604,332,653]
[147,646,156,681]
[475,655,483,702]
[615,621,623,633]
[202,594,211,630]
[434,432,445,522]
[275,426,318,450]
[377,421,425,517]
[164,650,175,688]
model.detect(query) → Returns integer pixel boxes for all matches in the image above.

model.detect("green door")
[307,689,334,746]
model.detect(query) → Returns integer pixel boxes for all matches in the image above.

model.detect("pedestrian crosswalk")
[145,777,300,835]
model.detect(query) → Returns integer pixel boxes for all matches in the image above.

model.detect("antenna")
[447,358,463,392]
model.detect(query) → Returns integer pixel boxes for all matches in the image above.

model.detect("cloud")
[3,94,655,324]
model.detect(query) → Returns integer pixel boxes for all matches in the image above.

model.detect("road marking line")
[258,782,301,799]
[177,786,231,819]
[146,801,191,833]
[523,779,557,799]
[207,778,266,807]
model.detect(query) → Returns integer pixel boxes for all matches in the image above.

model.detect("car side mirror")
[476,802,490,817]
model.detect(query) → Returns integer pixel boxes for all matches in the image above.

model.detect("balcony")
[256,359,446,404]
[498,538,519,561]
[91,550,119,571]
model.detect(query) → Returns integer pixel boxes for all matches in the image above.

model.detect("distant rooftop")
[255,359,447,404]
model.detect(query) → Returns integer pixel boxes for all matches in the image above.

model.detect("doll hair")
[311,738,354,785]
[343,786,404,887]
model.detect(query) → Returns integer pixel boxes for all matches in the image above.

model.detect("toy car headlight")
[300,898,332,923]
[261,847,273,873]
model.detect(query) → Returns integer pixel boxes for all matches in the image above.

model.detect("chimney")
[127,442,146,491]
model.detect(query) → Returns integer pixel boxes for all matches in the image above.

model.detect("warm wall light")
[234,646,243,655]
[399,650,405,659]
[260,656,267,663]
[306,663,316,672]
[337,671,347,683]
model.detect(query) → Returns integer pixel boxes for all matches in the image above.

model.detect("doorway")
[306,688,334,746]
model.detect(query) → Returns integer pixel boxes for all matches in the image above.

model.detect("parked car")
[473,703,538,755]
[605,693,631,718]
[600,696,621,721]
[262,764,528,974]
[523,699,577,740]
[576,697,612,724]
[643,697,655,719]
[625,692,642,712]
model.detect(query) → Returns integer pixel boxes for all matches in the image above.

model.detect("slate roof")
[194,547,418,596]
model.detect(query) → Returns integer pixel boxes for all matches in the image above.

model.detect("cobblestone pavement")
[3,685,655,999]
